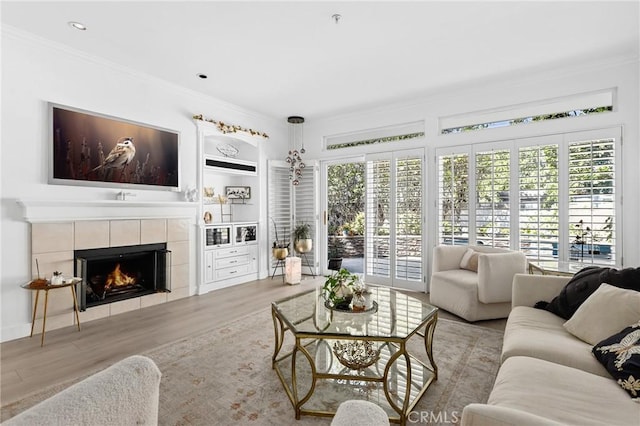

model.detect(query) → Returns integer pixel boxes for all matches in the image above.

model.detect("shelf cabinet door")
[204,250,215,283]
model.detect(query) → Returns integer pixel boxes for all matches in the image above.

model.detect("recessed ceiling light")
[68,21,87,31]
[197,74,208,79]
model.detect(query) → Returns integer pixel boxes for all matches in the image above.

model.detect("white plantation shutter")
[366,158,391,279]
[268,161,292,269]
[437,152,470,245]
[433,128,621,266]
[518,143,559,260]
[567,137,616,263]
[293,162,318,274]
[395,155,422,281]
[475,149,510,248]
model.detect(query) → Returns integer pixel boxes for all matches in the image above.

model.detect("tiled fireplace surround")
[30,218,190,332]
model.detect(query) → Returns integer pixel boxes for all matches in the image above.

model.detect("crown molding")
[1,25,278,122]
[315,48,639,123]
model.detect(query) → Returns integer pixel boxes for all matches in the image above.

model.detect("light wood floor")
[1,276,505,407]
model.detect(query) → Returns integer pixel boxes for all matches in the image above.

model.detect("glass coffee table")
[271,285,438,425]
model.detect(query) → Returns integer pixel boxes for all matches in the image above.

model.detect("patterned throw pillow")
[592,321,640,400]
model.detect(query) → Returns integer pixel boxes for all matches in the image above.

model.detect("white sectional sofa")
[461,273,640,426]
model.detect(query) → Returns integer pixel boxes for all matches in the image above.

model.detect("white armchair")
[429,245,527,321]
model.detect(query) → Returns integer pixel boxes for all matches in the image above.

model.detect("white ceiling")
[2,1,638,120]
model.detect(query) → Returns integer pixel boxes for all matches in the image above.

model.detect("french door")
[364,149,425,291]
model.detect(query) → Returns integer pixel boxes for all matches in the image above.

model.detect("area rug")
[1,308,503,425]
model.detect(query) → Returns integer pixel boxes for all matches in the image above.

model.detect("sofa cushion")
[502,306,609,377]
[564,283,640,345]
[488,356,640,425]
[459,248,479,272]
[535,267,640,320]
[592,321,640,400]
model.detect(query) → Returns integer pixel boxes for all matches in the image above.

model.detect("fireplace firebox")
[75,243,171,311]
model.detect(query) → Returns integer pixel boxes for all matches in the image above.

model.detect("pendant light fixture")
[286,116,306,186]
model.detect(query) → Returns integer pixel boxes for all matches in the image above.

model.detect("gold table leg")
[70,285,81,331]
[30,289,40,338]
[41,289,49,347]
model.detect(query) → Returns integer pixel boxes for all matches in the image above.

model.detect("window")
[476,149,511,247]
[440,90,614,134]
[518,143,559,260]
[567,138,616,263]
[436,128,621,266]
[325,121,424,150]
[437,152,469,245]
[395,156,423,281]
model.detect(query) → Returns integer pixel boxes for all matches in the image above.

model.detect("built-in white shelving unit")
[195,120,262,294]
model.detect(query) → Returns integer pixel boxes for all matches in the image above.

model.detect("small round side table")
[21,278,82,346]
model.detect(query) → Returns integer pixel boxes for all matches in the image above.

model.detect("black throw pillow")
[592,322,640,400]
[534,266,640,320]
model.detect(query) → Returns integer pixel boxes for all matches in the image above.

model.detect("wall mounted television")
[49,103,180,191]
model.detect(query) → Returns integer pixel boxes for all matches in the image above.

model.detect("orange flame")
[105,263,136,290]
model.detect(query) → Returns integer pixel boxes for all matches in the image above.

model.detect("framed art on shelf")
[49,103,180,190]
[225,186,251,200]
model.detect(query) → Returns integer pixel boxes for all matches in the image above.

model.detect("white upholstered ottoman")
[331,400,389,426]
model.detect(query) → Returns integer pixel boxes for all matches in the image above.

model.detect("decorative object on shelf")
[203,187,215,204]
[51,271,64,285]
[323,268,358,310]
[333,340,381,370]
[285,116,306,186]
[203,211,213,224]
[225,186,251,202]
[30,259,48,287]
[216,143,239,158]
[193,114,269,138]
[215,194,232,222]
[52,103,180,190]
[351,276,368,311]
[183,186,198,202]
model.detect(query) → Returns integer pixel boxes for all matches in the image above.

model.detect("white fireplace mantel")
[17,199,199,223]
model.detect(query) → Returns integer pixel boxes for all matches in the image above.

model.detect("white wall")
[0,28,287,342]
[304,54,639,278]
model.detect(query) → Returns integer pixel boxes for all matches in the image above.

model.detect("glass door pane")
[326,161,365,274]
